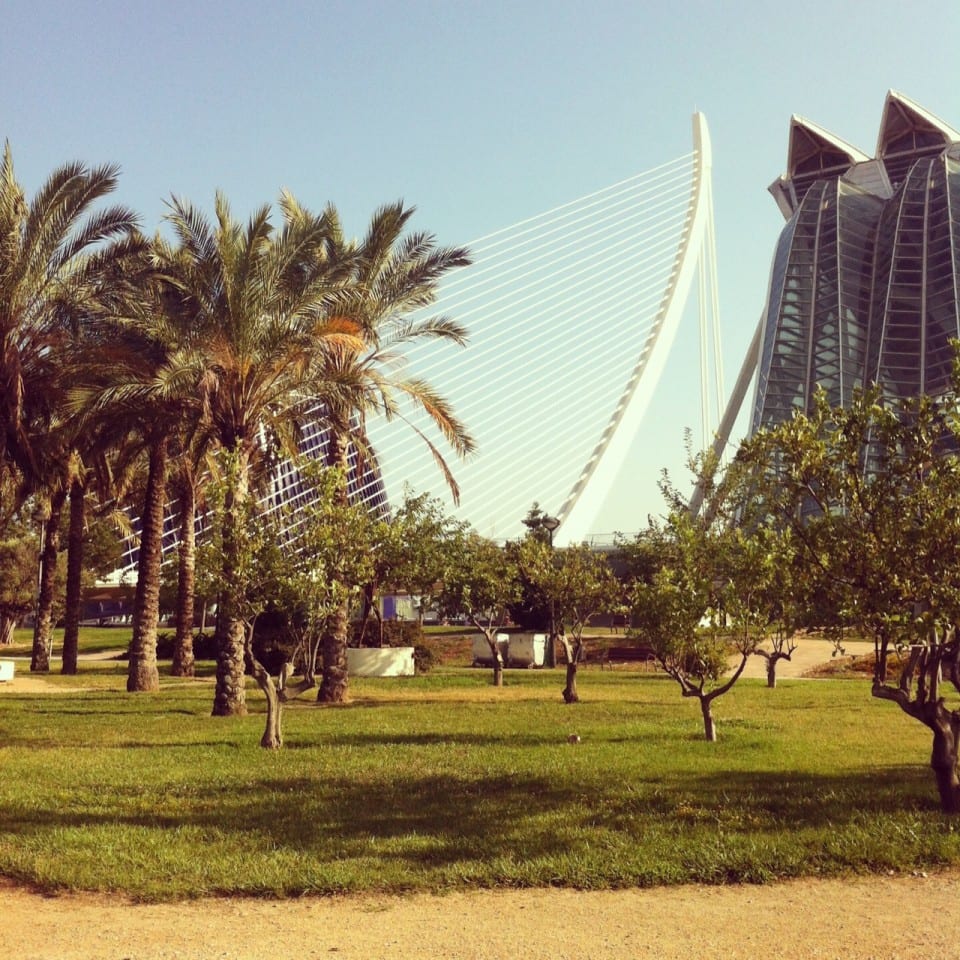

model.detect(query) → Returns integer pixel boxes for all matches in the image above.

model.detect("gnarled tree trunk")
[872,637,960,813]
[700,698,717,741]
[246,633,282,749]
[559,638,581,703]
[0,614,15,645]
[562,660,579,703]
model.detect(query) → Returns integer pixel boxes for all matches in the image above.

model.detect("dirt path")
[3,870,959,960]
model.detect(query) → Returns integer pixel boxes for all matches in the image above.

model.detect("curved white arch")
[556,112,717,544]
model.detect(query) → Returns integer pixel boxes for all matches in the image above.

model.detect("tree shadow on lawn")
[598,765,943,829]
[2,765,947,872]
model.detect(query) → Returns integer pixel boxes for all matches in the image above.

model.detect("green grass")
[5,625,133,658]
[0,664,957,900]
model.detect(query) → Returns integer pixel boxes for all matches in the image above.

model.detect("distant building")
[752,91,960,433]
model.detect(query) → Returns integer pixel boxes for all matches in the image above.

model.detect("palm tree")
[157,191,365,716]
[0,143,142,670]
[314,202,475,703]
[71,253,207,693]
[0,142,140,490]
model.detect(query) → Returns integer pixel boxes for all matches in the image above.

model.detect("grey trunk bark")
[0,615,14,645]
[701,699,717,741]
[931,721,960,814]
[562,661,580,703]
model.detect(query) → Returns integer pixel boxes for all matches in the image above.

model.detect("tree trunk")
[492,653,504,687]
[318,426,351,703]
[766,654,777,689]
[248,655,282,749]
[172,470,196,678]
[930,716,960,814]
[0,614,14,645]
[127,433,169,692]
[31,489,66,673]
[61,476,85,676]
[318,602,350,703]
[701,698,717,741]
[261,682,283,749]
[213,616,248,716]
[873,658,960,813]
[562,660,579,703]
[212,447,251,716]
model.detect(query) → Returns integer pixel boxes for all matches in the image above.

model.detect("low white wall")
[471,633,509,665]
[507,634,547,667]
[347,647,415,678]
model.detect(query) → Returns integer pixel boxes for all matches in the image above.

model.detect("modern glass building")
[751,92,960,433]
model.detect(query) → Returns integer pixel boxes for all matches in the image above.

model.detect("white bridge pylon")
[366,112,724,544]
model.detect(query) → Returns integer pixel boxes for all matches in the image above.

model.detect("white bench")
[0,659,15,682]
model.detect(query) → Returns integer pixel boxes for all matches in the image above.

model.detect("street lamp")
[541,515,560,669]
[523,512,561,668]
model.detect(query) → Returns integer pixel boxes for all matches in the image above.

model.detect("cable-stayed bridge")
[356,112,723,545]
[119,113,724,574]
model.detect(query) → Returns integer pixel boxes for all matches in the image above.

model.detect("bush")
[412,644,436,674]
[155,631,218,660]
[351,619,424,648]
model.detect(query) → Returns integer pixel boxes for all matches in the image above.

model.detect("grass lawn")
[0,663,956,900]
[4,626,133,658]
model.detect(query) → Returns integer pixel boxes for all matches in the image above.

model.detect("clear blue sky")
[3,0,958,533]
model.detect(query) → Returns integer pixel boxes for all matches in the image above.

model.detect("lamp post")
[541,516,560,669]
[523,511,561,668]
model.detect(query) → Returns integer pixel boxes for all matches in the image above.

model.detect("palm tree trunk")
[61,475,86,675]
[319,426,351,703]
[172,468,196,678]
[127,433,169,692]
[213,448,250,716]
[31,489,66,673]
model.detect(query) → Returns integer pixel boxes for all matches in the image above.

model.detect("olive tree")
[197,460,374,748]
[436,531,519,687]
[628,511,756,741]
[739,381,960,812]
[515,539,621,702]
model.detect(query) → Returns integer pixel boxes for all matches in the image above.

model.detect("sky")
[3,0,959,535]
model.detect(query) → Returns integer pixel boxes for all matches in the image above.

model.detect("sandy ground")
[5,639,919,960]
[2,871,960,960]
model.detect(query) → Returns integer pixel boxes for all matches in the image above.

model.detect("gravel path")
[3,870,959,959]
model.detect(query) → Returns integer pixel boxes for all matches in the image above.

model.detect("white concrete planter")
[471,633,509,665]
[347,646,415,677]
[507,634,547,668]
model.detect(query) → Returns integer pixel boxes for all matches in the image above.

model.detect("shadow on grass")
[1,763,945,867]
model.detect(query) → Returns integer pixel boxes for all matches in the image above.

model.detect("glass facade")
[751,93,960,433]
